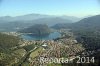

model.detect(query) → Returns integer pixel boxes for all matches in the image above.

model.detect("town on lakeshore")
[0,29,86,65]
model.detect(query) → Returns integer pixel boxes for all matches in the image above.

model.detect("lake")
[20,32,61,40]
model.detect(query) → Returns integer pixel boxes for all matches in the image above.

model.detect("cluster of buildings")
[1,32,20,36]
[1,30,85,65]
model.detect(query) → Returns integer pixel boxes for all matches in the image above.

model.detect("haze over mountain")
[0,14,51,22]
[0,13,81,31]
[28,17,74,26]
[52,15,100,30]
[72,15,100,30]
[0,13,80,23]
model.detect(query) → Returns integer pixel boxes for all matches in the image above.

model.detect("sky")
[0,0,100,17]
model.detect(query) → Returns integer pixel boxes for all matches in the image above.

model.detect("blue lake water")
[20,32,61,40]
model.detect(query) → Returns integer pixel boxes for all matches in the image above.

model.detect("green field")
[14,48,27,57]
[30,47,43,59]
[23,44,35,51]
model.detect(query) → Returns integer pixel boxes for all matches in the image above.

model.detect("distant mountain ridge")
[0,13,80,23]
[52,15,100,30]
[0,14,51,22]
[0,13,80,31]
[29,17,73,26]
[72,15,100,30]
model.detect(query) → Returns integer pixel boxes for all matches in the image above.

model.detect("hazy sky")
[0,0,100,17]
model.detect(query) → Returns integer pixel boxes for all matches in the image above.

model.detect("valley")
[0,0,100,66]
[0,29,85,66]
[0,15,100,66]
